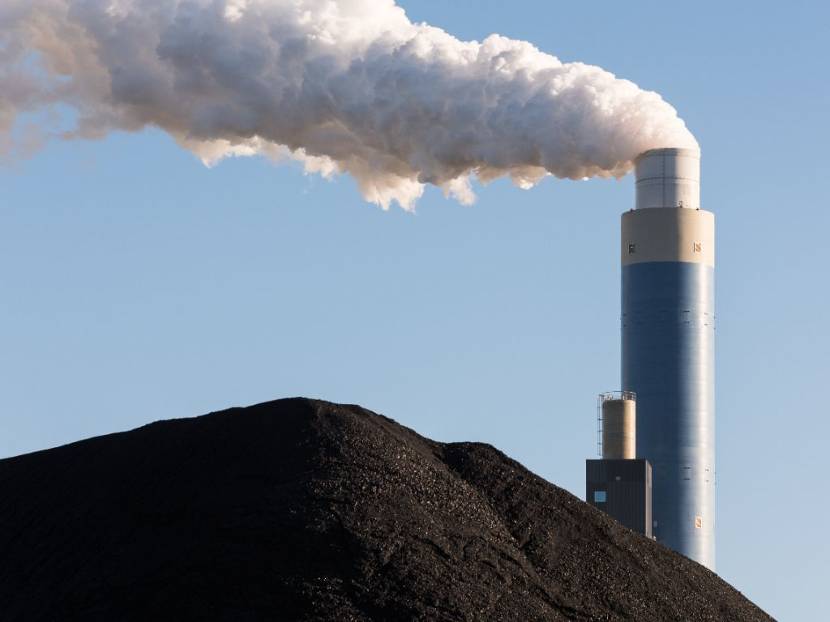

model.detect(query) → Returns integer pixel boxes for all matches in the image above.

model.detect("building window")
[594,490,607,503]
[628,243,636,254]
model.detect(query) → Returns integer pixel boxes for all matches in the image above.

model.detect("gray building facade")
[586,458,653,538]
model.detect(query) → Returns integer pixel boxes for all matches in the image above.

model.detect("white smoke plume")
[0,0,697,209]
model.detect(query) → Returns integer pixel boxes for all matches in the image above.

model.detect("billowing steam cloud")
[0,0,697,209]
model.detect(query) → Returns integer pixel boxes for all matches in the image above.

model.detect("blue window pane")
[594,490,607,503]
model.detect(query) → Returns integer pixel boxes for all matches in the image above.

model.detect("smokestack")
[622,147,716,569]
[601,392,636,460]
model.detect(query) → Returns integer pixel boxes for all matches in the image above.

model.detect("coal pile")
[0,398,771,621]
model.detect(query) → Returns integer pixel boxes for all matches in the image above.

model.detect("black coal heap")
[0,398,771,621]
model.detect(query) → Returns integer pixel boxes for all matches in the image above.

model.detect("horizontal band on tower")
[621,208,714,267]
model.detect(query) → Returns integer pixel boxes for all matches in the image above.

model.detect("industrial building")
[588,148,716,570]
[586,392,652,537]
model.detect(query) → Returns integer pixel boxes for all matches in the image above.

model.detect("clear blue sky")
[2,1,827,618]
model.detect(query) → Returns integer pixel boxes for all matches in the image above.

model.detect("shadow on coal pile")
[0,398,772,621]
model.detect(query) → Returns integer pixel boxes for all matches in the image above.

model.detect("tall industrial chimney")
[622,148,716,569]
